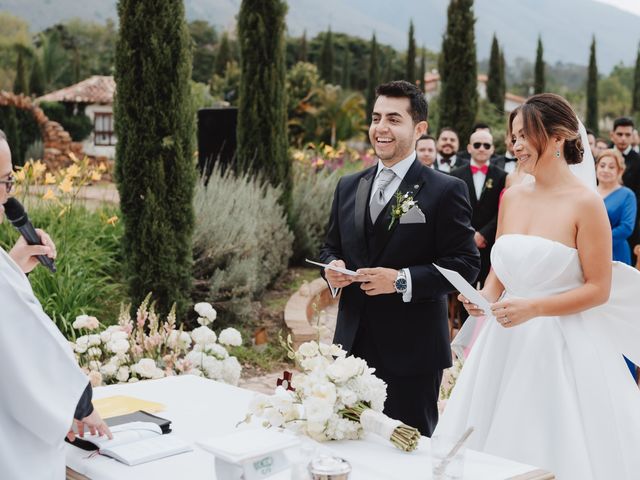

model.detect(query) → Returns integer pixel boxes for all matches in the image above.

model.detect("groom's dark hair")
[375,80,428,124]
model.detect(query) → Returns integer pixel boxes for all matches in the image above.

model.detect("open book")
[81,422,192,466]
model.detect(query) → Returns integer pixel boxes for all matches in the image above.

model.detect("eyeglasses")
[0,174,15,193]
[472,142,492,150]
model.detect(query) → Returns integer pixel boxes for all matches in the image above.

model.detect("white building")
[37,76,116,160]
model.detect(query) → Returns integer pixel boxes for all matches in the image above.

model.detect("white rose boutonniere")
[389,191,416,230]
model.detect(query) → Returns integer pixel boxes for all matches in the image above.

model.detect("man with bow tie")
[451,129,506,286]
[491,132,518,174]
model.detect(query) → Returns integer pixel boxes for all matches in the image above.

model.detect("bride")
[434,93,640,479]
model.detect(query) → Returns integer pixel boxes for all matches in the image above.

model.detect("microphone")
[3,197,57,272]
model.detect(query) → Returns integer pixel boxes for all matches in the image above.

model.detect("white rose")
[194,302,217,322]
[303,396,334,424]
[100,362,118,378]
[74,335,89,354]
[203,343,228,360]
[168,331,192,350]
[298,341,319,358]
[222,356,242,385]
[88,334,102,347]
[116,366,130,383]
[218,327,242,347]
[132,358,159,379]
[196,316,212,326]
[191,326,217,345]
[87,347,102,357]
[108,338,130,355]
[73,314,100,330]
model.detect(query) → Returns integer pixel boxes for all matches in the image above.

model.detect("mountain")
[1,0,638,72]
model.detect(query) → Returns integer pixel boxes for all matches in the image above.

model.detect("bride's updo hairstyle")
[508,93,584,165]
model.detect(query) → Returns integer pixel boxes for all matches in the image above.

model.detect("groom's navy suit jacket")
[320,160,480,377]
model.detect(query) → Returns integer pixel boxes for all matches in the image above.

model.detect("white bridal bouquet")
[71,296,242,386]
[243,337,421,452]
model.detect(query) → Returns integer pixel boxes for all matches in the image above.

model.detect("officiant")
[0,129,111,479]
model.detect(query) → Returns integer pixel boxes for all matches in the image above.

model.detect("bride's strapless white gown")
[435,234,640,480]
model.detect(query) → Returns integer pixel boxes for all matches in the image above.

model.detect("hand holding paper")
[306,258,363,288]
[433,264,493,316]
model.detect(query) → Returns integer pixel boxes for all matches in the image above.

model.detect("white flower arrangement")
[242,337,421,452]
[71,296,243,387]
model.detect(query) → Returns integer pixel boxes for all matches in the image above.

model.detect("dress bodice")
[490,234,584,298]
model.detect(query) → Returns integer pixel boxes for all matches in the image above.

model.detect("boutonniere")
[485,178,494,190]
[389,191,416,230]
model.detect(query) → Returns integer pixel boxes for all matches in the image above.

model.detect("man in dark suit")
[434,127,468,173]
[491,133,517,175]
[319,81,480,436]
[611,117,640,257]
[451,129,507,287]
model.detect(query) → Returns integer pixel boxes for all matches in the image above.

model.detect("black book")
[67,410,172,451]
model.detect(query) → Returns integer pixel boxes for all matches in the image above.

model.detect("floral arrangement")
[388,191,416,230]
[71,296,243,386]
[292,142,376,172]
[438,357,464,415]
[243,338,421,452]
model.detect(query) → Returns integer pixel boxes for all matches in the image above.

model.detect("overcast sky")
[597,0,640,16]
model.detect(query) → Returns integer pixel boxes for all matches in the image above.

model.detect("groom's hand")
[356,267,397,295]
[325,259,354,289]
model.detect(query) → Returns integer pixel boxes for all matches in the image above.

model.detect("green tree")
[486,34,503,112]
[406,20,416,83]
[366,33,380,119]
[341,49,351,90]
[13,46,28,95]
[214,32,232,76]
[439,0,478,145]
[633,42,640,114]
[418,47,426,93]
[114,0,196,317]
[64,19,117,79]
[29,55,45,96]
[319,28,335,84]
[299,30,308,62]
[189,20,217,83]
[534,36,545,94]
[286,61,323,146]
[237,0,291,207]
[308,84,366,146]
[586,36,599,135]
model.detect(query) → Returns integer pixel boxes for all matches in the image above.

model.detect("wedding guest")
[633,129,639,154]
[611,117,640,259]
[451,129,507,287]
[491,132,518,174]
[586,128,597,159]
[0,129,111,480]
[434,127,465,172]
[416,134,437,167]
[456,123,492,165]
[595,137,609,158]
[596,148,638,381]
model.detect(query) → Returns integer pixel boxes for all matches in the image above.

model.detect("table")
[66,375,554,480]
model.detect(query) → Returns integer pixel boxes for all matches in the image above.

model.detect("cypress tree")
[29,55,45,97]
[499,50,506,104]
[319,28,334,84]
[418,47,426,93]
[439,0,478,145]
[534,36,545,94]
[299,30,308,62]
[237,0,291,207]
[486,34,502,111]
[406,20,416,83]
[214,32,232,76]
[13,48,28,95]
[114,0,196,317]
[586,36,599,134]
[341,49,351,90]
[366,33,380,118]
[633,42,640,114]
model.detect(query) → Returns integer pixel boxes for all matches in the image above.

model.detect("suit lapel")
[478,165,498,202]
[355,169,374,263]
[370,160,425,263]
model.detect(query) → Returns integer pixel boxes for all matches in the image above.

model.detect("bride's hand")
[490,298,539,328]
[458,293,486,317]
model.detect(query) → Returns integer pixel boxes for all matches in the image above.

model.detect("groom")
[319,81,479,436]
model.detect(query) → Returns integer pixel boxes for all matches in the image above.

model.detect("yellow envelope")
[93,395,166,418]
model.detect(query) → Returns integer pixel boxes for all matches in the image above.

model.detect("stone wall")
[0,91,81,170]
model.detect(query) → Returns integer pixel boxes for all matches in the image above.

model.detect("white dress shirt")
[470,159,487,200]
[436,154,457,173]
[503,152,517,174]
[328,152,416,303]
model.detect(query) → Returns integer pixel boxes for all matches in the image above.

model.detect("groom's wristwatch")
[394,270,408,294]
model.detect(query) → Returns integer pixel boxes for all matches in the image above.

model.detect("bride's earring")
[555,150,561,158]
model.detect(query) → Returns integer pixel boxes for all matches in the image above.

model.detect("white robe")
[0,248,88,479]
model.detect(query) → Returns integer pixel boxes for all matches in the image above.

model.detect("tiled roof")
[37,75,115,105]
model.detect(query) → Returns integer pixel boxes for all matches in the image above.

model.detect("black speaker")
[197,107,237,178]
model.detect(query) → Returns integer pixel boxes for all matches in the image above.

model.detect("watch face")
[395,278,407,291]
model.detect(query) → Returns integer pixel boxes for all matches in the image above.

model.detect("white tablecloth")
[66,375,552,480]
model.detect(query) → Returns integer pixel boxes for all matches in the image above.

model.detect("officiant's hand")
[490,298,538,328]
[67,409,113,441]
[9,229,56,273]
[356,267,397,295]
[325,259,354,289]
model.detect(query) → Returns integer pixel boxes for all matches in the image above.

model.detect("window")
[94,112,116,146]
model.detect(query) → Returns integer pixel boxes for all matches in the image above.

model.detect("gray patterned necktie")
[370,168,396,222]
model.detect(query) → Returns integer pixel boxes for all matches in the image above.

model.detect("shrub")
[289,162,340,264]
[192,165,293,324]
[39,101,93,142]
